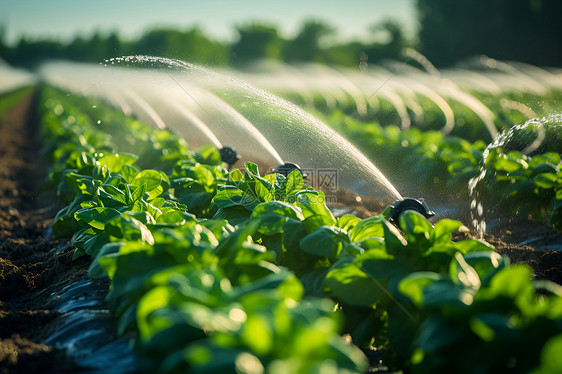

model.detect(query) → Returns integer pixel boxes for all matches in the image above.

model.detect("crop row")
[325,110,562,231]
[40,87,562,373]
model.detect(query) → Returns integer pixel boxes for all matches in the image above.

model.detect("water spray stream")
[167,72,284,165]
[102,56,402,201]
[117,86,167,130]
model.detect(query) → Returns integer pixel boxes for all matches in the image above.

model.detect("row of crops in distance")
[321,109,562,231]
[38,84,562,373]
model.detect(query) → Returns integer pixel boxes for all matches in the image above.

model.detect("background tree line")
[1,0,560,69]
[0,19,408,69]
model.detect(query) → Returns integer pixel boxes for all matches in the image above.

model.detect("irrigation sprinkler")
[219,146,241,169]
[388,197,435,224]
[273,162,308,178]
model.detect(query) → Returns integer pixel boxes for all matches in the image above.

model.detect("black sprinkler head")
[219,146,241,169]
[273,162,307,178]
[388,197,435,224]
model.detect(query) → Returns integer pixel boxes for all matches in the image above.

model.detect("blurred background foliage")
[0,0,560,69]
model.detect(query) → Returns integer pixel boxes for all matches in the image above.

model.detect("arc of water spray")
[348,72,396,120]
[166,72,284,165]
[409,82,455,134]
[437,85,498,140]
[105,90,133,117]
[118,86,168,130]
[166,100,223,148]
[318,65,369,117]
[166,72,246,151]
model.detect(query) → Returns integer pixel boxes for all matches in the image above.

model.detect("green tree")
[65,32,127,62]
[416,0,562,67]
[7,37,65,67]
[231,23,282,64]
[283,20,334,63]
[362,19,407,64]
[134,27,229,65]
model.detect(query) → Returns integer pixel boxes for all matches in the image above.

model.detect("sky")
[0,0,416,45]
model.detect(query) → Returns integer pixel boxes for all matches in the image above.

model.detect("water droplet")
[97,120,102,125]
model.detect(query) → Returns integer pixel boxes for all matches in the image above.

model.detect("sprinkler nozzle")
[273,162,307,178]
[388,197,435,224]
[219,146,241,169]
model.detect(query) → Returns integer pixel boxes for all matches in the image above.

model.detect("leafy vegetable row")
[325,110,562,230]
[40,87,562,373]
[41,87,368,373]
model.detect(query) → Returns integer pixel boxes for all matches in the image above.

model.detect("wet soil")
[0,92,88,373]
[473,221,562,284]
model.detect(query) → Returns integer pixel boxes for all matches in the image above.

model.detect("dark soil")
[482,221,562,284]
[0,92,88,373]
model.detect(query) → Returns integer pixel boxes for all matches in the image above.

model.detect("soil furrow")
[0,92,86,374]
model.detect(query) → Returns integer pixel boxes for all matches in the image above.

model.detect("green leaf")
[195,144,222,165]
[463,251,508,286]
[193,164,215,189]
[121,164,140,183]
[324,258,385,306]
[52,209,75,238]
[359,248,411,280]
[381,218,408,251]
[228,168,244,182]
[452,239,495,254]
[534,172,560,189]
[132,170,163,196]
[533,335,562,374]
[469,317,496,342]
[336,215,361,232]
[401,272,472,307]
[97,185,127,208]
[212,186,244,208]
[74,207,122,230]
[285,169,304,196]
[253,177,274,202]
[449,252,481,289]
[399,211,432,249]
[130,183,148,203]
[295,191,335,225]
[430,219,462,244]
[398,271,443,305]
[349,216,385,242]
[251,201,303,235]
[154,210,196,226]
[88,242,123,278]
[83,232,110,257]
[299,226,349,258]
[98,152,138,173]
[245,162,260,177]
[486,265,533,300]
[106,215,154,244]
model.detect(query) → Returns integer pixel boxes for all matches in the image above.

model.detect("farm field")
[0,57,562,373]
